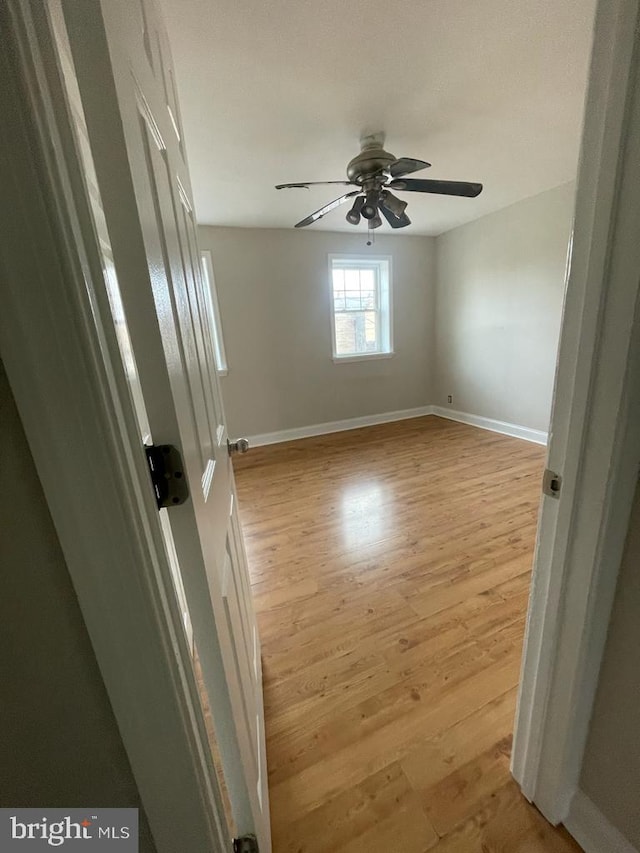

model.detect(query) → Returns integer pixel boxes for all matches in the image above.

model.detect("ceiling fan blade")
[276,180,356,190]
[294,191,360,228]
[388,157,431,179]
[379,201,411,229]
[389,178,483,197]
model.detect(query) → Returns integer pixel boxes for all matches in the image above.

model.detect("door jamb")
[0,3,230,851]
[512,0,640,824]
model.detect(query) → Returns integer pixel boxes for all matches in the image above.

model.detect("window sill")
[332,352,394,364]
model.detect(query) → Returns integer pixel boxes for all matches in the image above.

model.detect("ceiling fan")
[275,133,483,230]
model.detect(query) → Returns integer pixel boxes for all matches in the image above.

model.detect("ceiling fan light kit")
[361,194,379,220]
[275,133,483,233]
[345,195,365,225]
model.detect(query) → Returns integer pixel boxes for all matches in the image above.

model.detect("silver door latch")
[228,437,250,455]
[543,468,562,498]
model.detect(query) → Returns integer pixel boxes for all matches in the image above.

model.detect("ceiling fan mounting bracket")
[359,131,386,150]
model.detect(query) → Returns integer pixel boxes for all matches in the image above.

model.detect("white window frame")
[200,250,228,376]
[328,254,393,363]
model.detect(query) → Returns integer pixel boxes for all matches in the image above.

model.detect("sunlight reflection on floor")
[339,480,394,551]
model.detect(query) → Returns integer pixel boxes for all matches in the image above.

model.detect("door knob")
[228,437,250,455]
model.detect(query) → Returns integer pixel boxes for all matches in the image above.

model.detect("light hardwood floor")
[234,416,582,853]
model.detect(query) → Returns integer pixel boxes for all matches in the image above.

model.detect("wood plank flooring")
[234,416,582,853]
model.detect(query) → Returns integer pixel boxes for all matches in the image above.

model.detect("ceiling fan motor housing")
[346,143,396,183]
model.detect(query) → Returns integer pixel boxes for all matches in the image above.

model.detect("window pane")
[360,268,375,293]
[332,267,378,308]
[335,312,357,355]
[362,288,376,309]
[335,311,379,355]
[344,268,360,291]
[365,311,378,346]
[362,270,376,309]
[344,290,363,310]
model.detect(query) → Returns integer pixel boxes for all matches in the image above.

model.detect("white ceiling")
[160,0,596,236]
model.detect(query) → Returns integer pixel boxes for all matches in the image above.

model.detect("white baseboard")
[247,406,434,447]
[247,405,549,448]
[431,406,548,445]
[565,789,638,853]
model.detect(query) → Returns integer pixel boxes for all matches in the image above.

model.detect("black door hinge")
[145,444,189,508]
[233,835,258,853]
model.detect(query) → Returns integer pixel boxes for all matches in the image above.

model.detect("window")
[329,255,392,361]
[200,250,228,375]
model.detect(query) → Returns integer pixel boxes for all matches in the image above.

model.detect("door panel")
[59,0,271,848]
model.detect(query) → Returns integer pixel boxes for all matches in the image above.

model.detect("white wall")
[435,183,575,432]
[0,360,156,851]
[198,227,436,436]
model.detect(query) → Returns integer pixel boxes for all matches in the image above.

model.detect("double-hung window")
[329,255,392,361]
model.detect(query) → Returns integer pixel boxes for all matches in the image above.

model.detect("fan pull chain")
[366,223,375,247]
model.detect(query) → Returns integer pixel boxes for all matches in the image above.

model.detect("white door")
[57,0,270,848]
